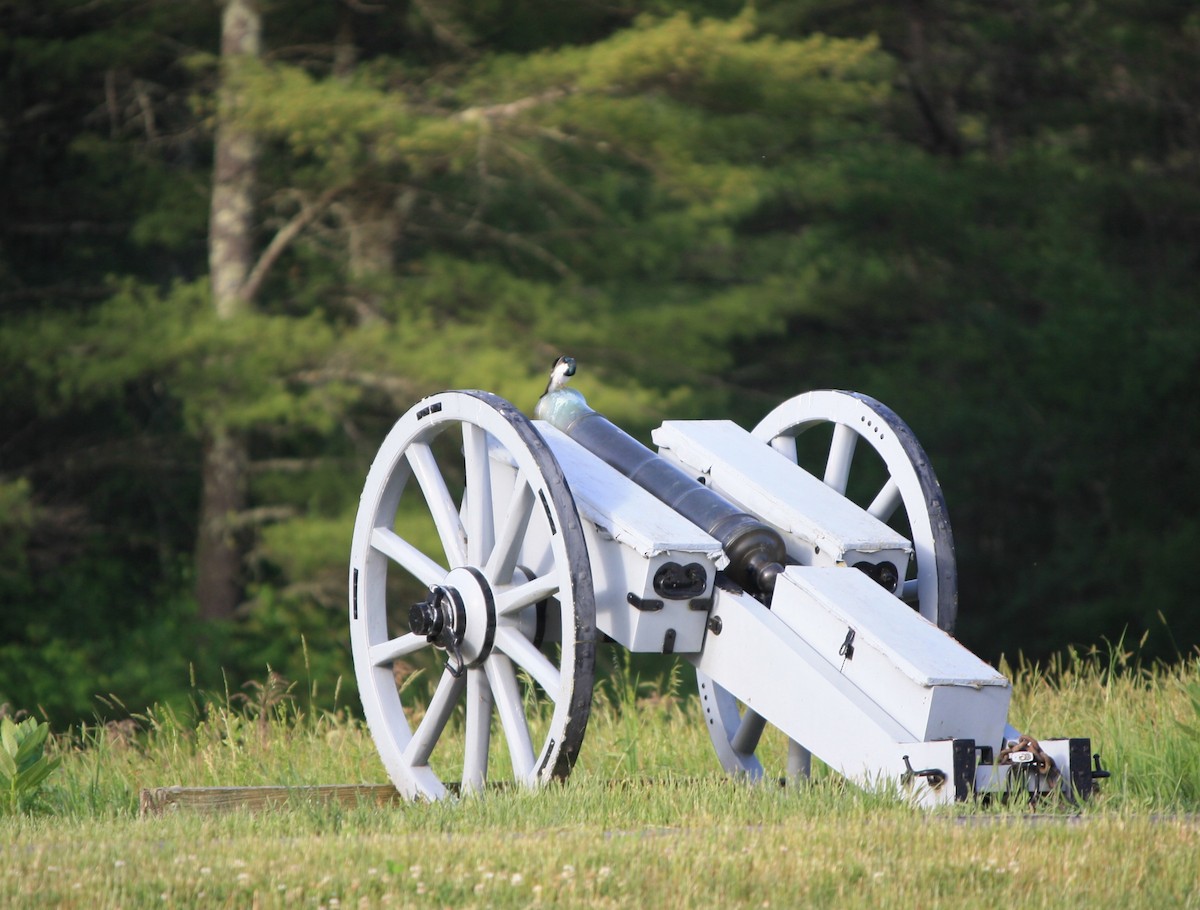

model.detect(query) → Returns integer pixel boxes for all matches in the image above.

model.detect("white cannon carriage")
[349,360,1102,806]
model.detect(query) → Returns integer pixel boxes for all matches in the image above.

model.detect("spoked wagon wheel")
[697,389,957,781]
[349,390,596,800]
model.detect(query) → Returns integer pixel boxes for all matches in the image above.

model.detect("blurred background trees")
[2,0,1197,723]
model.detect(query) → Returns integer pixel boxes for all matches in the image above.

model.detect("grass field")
[3,643,1199,908]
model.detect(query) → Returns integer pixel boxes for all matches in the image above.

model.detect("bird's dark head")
[543,355,578,396]
[535,354,589,422]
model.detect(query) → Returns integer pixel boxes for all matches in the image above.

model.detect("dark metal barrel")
[548,405,785,597]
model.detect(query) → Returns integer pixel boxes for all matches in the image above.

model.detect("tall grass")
[1003,636,1200,809]
[37,659,382,820]
[2,643,1199,909]
[5,636,1196,820]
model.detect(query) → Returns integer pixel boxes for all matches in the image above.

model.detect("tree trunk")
[195,0,260,621]
[209,0,260,320]
[195,429,247,621]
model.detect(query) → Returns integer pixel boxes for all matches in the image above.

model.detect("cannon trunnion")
[349,367,1100,806]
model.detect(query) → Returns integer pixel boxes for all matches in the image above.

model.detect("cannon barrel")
[536,386,786,597]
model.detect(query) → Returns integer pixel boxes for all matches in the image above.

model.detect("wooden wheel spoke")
[868,477,902,523]
[402,668,466,767]
[462,423,495,565]
[770,434,798,463]
[369,632,428,667]
[731,709,767,756]
[485,655,536,780]
[824,423,858,494]
[370,527,445,587]
[496,573,560,617]
[494,627,562,704]
[463,668,493,794]
[407,443,467,568]
[484,472,535,585]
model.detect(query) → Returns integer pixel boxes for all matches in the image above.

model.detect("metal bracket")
[445,640,466,679]
[627,592,664,612]
[838,627,856,661]
[901,754,946,790]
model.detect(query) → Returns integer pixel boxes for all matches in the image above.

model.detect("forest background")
[2,0,1197,726]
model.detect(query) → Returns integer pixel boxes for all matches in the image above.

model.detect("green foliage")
[0,716,61,813]
[2,0,1199,725]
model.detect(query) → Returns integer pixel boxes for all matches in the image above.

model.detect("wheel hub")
[408,586,461,640]
[408,566,497,671]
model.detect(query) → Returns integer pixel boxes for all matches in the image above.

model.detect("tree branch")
[406,220,577,280]
[292,368,421,403]
[227,506,299,530]
[498,137,610,223]
[456,88,571,124]
[239,185,344,304]
[248,457,348,475]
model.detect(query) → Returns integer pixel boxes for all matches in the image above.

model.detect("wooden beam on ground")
[139,784,402,816]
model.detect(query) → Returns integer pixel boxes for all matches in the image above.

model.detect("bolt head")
[409,593,444,638]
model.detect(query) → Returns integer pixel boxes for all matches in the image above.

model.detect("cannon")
[348,359,1103,806]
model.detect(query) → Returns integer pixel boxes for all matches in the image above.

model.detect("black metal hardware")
[707,615,723,635]
[627,592,664,612]
[415,401,443,420]
[409,591,447,639]
[901,754,946,789]
[953,739,977,801]
[539,489,557,535]
[446,640,466,678]
[839,628,856,661]
[653,562,708,600]
[1059,738,1093,801]
[662,628,676,654]
[853,560,900,594]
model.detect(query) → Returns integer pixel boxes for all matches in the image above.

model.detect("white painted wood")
[688,583,964,806]
[536,423,725,563]
[769,567,1009,746]
[533,423,724,654]
[751,390,957,631]
[652,420,911,564]
[349,391,594,801]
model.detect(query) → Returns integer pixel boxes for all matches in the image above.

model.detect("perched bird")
[543,355,577,395]
[535,355,585,424]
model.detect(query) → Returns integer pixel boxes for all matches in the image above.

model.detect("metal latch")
[901,755,946,789]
